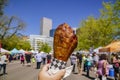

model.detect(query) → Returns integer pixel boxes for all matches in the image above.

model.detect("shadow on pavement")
[82,74,95,80]
[73,72,78,74]
[0,74,3,76]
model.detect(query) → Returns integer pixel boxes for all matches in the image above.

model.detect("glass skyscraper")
[50,29,56,37]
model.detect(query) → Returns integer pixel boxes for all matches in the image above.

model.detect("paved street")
[0,60,96,80]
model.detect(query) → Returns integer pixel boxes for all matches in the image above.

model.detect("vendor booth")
[10,48,20,55]
[99,41,120,53]
[99,41,120,63]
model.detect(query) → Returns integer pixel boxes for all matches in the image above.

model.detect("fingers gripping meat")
[54,23,78,62]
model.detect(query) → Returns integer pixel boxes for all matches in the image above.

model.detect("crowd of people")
[70,51,120,80]
[0,51,52,75]
[0,51,67,80]
[1,51,120,80]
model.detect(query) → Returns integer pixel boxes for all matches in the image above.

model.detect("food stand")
[99,41,120,63]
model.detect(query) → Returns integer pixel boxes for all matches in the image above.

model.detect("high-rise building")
[30,35,53,51]
[50,29,56,37]
[40,17,52,36]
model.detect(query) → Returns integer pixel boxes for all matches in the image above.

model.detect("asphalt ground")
[0,60,96,80]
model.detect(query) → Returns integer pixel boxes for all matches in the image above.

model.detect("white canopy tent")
[10,48,20,55]
[0,48,10,53]
[19,49,25,54]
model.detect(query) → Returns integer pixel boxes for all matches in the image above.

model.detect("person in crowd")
[47,53,52,64]
[85,54,92,77]
[20,54,25,66]
[111,53,120,80]
[82,54,87,72]
[0,54,8,74]
[0,54,2,72]
[70,54,77,73]
[35,51,43,69]
[25,53,32,66]
[31,55,35,63]
[8,54,13,63]
[70,54,73,66]
[42,52,47,65]
[38,64,66,80]
[76,52,82,74]
[89,54,94,70]
[93,52,99,71]
[16,54,19,60]
[13,54,16,60]
[95,54,109,80]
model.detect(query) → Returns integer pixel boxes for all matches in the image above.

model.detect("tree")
[2,35,31,50]
[100,0,120,38]
[0,0,8,15]
[0,15,26,40]
[76,0,120,50]
[76,17,108,50]
[0,0,26,50]
[0,15,26,49]
[37,41,52,53]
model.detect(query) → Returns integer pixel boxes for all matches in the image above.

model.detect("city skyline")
[4,0,113,36]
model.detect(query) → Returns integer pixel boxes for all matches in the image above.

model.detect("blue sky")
[4,0,112,36]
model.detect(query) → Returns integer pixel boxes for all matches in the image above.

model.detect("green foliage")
[0,0,29,50]
[100,0,120,37]
[76,0,120,50]
[76,17,110,50]
[37,41,52,53]
[2,35,31,50]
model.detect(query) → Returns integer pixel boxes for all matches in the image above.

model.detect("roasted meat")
[54,23,78,62]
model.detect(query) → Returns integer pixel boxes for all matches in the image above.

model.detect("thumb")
[53,69,66,80]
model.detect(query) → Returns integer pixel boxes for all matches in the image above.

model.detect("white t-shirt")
[70,55,77,64]
[0,55,7,64]
[35,53,42,62]
[93,55,99,62]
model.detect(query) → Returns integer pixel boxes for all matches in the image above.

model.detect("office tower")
[50,29,56,37]
[40,17,52,36]
[30,35,53,51]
